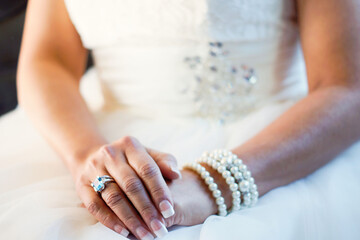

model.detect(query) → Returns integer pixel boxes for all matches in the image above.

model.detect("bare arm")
[17,0,103,172]
[232,0,360,196]
[18,0,180,238]
[169,0,360,226]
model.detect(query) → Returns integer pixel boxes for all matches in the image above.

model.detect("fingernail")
[136,226,154,240]
[114,225,129,237]
[151,219,168,238]
[170,166,182,179]
[159,200,175,218]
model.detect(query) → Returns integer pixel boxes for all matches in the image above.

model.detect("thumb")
[146,148,182,180]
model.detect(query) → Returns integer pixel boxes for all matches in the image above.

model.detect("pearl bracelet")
[198,156,241,211]
[183,162,228,216]
[206,149,259,207]
[184,149,258,216]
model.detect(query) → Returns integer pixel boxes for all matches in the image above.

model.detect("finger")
[146,147,182,180]
[101,182,156,240]
[79,185,129,238]
[102,144,168,238]
[122,140,175,219]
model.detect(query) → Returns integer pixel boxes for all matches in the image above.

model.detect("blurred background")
[0,0,94,116]
[0,0,27,116]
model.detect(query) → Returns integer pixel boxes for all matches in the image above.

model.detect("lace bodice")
[65,0,308,123]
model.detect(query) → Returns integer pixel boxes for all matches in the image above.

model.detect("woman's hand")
[73,136,181,239]
[165,169,220,227]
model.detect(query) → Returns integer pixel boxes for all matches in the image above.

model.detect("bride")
[1,0,360,239]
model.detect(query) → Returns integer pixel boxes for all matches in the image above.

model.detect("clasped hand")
[73,136,216,239]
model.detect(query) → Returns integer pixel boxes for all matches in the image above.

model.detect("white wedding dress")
[1,0,360,239]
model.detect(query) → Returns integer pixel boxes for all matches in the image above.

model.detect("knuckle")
[123,177,143,195]
[122,215,139,229]
[150,185,166,200]
[164,153,178,164]
[140,204,156,220]
[88,157,101,170]
[139,163,159,179]
[101,145,116,163]
[102,213,114,226]
[105,191,124,207]
[120,136,137,147]
[164,153,176,162]
[75,174,88,190]
[87,201,101,216]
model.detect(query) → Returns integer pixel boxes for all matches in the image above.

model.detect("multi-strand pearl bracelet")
[184,162,228,216]
[184,149,258,216]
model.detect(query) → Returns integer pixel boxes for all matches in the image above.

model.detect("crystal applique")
[183,42,258,124]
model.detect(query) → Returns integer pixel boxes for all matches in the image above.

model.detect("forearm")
[17,60,106,174]
[231,85,360,196]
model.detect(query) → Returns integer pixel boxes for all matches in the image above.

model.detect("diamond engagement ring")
[91,175,115,193]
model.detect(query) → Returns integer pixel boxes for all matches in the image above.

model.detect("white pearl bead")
[226,176,235,185]
[243,171,251,179]
[232,198,241,204]
[202,151,209,157]
[212,162,220,169]
[250,184,257,192]
[213,190,221,198]
[217,166,226,173]
[243,192,251,199]
[232,205,241,211]
[201,171,210,179]
[222,170,231,178]
[239,180,250,192]
[219,210,227,217]
[216,197,225,205]
[233,159,242,165]
[234,172,243,180]
[209,183,218,191]
[218,203,227,211]
[232,155,238,160]
[252,191,259,198]
[205,176,214,184]
[232,191,241,198]
[249,177,255,184]
[220,158,228,165]
[243,198,251,206]
[238,164,247,172]
[230,183,238,191]
[230,166,239,174]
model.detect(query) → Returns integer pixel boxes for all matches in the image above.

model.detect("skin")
[17,0,360,238]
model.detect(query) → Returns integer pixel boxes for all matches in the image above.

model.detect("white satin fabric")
[1,0,360,239]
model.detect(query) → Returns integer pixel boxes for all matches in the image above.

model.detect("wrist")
[200,163,233,208]
[182,169,219,214]
[185,149,259,215]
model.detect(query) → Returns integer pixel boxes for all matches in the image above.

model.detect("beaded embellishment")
[183,42,258,124]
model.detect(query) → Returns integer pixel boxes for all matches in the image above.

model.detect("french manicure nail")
[170,166,182,179]
[114,225,129,237]
[159,200,175,218]
[136,226,154,240]
[151,219,168,238]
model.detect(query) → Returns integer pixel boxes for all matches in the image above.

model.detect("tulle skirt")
[1,94,359,240]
